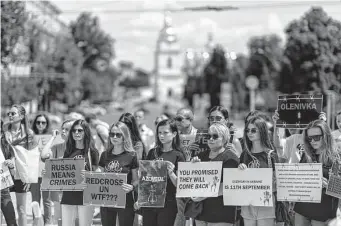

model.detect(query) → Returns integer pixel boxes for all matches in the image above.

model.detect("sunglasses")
[36,121,47,125]
[72,129,84,133]
[109,132,123,138]
[208,134,219,140]
[245,128,258,134]
[208,116,223,121]
[175,117,189,122]
[307,135,322,142]
[7,112,17,117]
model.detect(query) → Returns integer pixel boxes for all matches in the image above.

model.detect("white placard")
[177,162,222,198]
[275,163,322,203]
[223,168,273,206]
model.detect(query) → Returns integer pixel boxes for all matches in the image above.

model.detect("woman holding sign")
[5,104,38,226]
[141,119,185,226]
[238,117,278,226]
[191,123,240,226]
[98,121,138,226]
[31,113,53,225]
[294,120,339,226]
[60,119,99,226]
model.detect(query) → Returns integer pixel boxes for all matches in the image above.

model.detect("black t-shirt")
[99,150,138,208]
[61,147,99,205]
[147,148,185,202]
[196,149,239,223]
[240,150,278,169]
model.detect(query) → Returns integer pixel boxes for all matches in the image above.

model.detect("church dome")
[159,12,178,43]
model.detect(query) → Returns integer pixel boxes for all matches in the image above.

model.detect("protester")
[332,110,341,141]
[98,121,138,226]
[5,104,38,226]
[119,113,145,160]
[294,120,339,225]
[31,113,53,225]
[140,119,185,226]
[191,123,239,226]
[134,109,154,151]
[41,119,75,225]
[239,116,278,226]
[1,120,17,226]
[60,119,99,226]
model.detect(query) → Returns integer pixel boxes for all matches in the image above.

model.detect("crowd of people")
[1,103,341,226]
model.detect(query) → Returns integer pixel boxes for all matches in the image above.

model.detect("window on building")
[167,57,173,69]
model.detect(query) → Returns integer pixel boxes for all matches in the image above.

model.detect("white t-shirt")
[283,133,304,163]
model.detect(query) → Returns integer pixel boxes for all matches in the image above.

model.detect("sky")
[50,0,341,71]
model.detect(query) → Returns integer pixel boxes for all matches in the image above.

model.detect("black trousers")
[1,188,17,226]
[100,206,135,226]
[142,200,177,226]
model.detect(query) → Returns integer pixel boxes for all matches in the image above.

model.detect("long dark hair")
[119,112,143,145]
[243,116,274,154]
[32,113,51,135]
[154,119,182,157]
[64,119,94,158]
[8,104,31,149]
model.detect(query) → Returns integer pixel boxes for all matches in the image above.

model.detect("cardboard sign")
[275,163,322,202]
[176,162,222,198]
[0,149,14,189]
[276,94,323,129]
[138,160,167,208]
[326,160,341,199]
[179,134,196,161]
[83,172,127,208]
[41,158,85,191]
[223,168,273,206]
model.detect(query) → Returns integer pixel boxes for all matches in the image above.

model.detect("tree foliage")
[279,7,341,94]
[70,12,115,71]
[1,1,27,66]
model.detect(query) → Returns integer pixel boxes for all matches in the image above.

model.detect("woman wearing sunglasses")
[41,119,75,225]
[191,123,239,226]
[60,119,99,226]
[31,113,53,225]
[98,121,138,226]
[294,120,339,226]
[5,104,38,226]
[238,117,278,226]
[141,119,185,226]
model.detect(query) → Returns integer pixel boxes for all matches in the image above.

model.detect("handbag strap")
[267,150,274,169]
[88,148,92,171]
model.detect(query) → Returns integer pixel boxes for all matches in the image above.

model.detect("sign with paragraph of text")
[41,158,85,191]
[223,168,273,206]
[275,163,322,202]
[276,94,323,129]
[176,162,222,198]
[0,151,14,190]
[83,172,127,208]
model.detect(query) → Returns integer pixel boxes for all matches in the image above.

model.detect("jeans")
[174,198,186,226]
[195,220,234,226]
[1,188,17,226]
[100,207,135,226]
[243,218,275,226]
[143,200,178,226]
[61,204,94,226]
[295,213,329,226]
[30,177,52,224]
[15,192,27,226]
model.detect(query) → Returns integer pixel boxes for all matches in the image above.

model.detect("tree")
[70,12,115,71]
[1,1,27,67]
[279,7,341,95]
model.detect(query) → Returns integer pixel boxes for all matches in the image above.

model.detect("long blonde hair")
[304,120,338,165]
[107,121,135,153]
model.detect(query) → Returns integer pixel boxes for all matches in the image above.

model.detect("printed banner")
[223,168,273,206]
[179,134,196,161]
[41,158,85,191]
[0,150,14,190]
[276,94,323,129]
[83,172,127,208]
[326,160,341,199]
[275,163,322,202]
[176,162,222,198]
[138,160,167,208]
